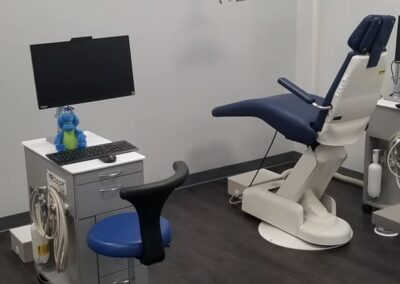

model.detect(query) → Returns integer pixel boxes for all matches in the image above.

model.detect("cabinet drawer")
[76,172,143,219]
[74,161,143,185]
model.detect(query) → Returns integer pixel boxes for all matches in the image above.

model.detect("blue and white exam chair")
[212,15,395,246]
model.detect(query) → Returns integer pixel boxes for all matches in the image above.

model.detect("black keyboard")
[46,140,138,166]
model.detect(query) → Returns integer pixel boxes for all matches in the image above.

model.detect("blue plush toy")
[54,108,87,152]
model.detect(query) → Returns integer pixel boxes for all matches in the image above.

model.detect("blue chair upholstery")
[87,213,172,258]
[348,15,396,68]
[86,161,189,266]
[212,15,395,146]
[213,94,324,145]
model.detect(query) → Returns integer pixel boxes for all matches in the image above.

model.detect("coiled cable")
[386,132,400,190]
[30,186,69,273]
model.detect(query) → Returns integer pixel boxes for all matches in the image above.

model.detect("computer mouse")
[99,154,117,163]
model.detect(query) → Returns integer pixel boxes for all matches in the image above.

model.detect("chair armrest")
[278,77,316,104]
[119,161,189,266]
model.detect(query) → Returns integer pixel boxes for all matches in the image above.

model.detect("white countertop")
[22,131,145,175]
[377,98,400,109]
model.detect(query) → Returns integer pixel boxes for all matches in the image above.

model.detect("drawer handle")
[99,170,123,179]
[99,186,122,193]
[113,280,130,284]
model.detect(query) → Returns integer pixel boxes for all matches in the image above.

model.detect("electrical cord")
[228,130,278,206]
[391,60,396,84]
[249,130,278,187]
[228,194,242,206]
[389,59,400,98]
[30,186,69,274]
[387,60,396,97]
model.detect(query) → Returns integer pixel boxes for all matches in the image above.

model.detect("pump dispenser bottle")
[367,149,382,198]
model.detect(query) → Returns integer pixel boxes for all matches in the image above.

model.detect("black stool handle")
[120,161,189,265]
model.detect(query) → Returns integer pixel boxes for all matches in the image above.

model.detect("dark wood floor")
[150,177,400,284]
[0,230,37,282]
[1,173,400,284]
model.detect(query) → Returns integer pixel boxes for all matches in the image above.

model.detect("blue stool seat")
[87,212,172,259]
[212,93,324,145]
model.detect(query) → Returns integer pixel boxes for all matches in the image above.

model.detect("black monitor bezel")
[30,35,135,110]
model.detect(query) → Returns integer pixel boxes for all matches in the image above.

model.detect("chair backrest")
[313,15,395,146]
[119,161,189,265]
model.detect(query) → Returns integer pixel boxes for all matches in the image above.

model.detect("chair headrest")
[348,15,395,68]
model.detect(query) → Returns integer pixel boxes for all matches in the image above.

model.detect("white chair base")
[242,185,353,246]
[241,145,354,246]
[258,222,349,250]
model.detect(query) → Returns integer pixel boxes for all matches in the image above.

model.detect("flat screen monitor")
[30,36,134,109]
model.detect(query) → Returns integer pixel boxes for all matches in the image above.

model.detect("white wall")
[293,0,320,154]
[0,0,297,218]
[316,0,400,172]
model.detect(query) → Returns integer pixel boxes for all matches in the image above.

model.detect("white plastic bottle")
[367,149,382,198]
[31,223,50,264]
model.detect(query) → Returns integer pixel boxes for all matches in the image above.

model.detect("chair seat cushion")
[212,94,324,145]
[87,212,172,258]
